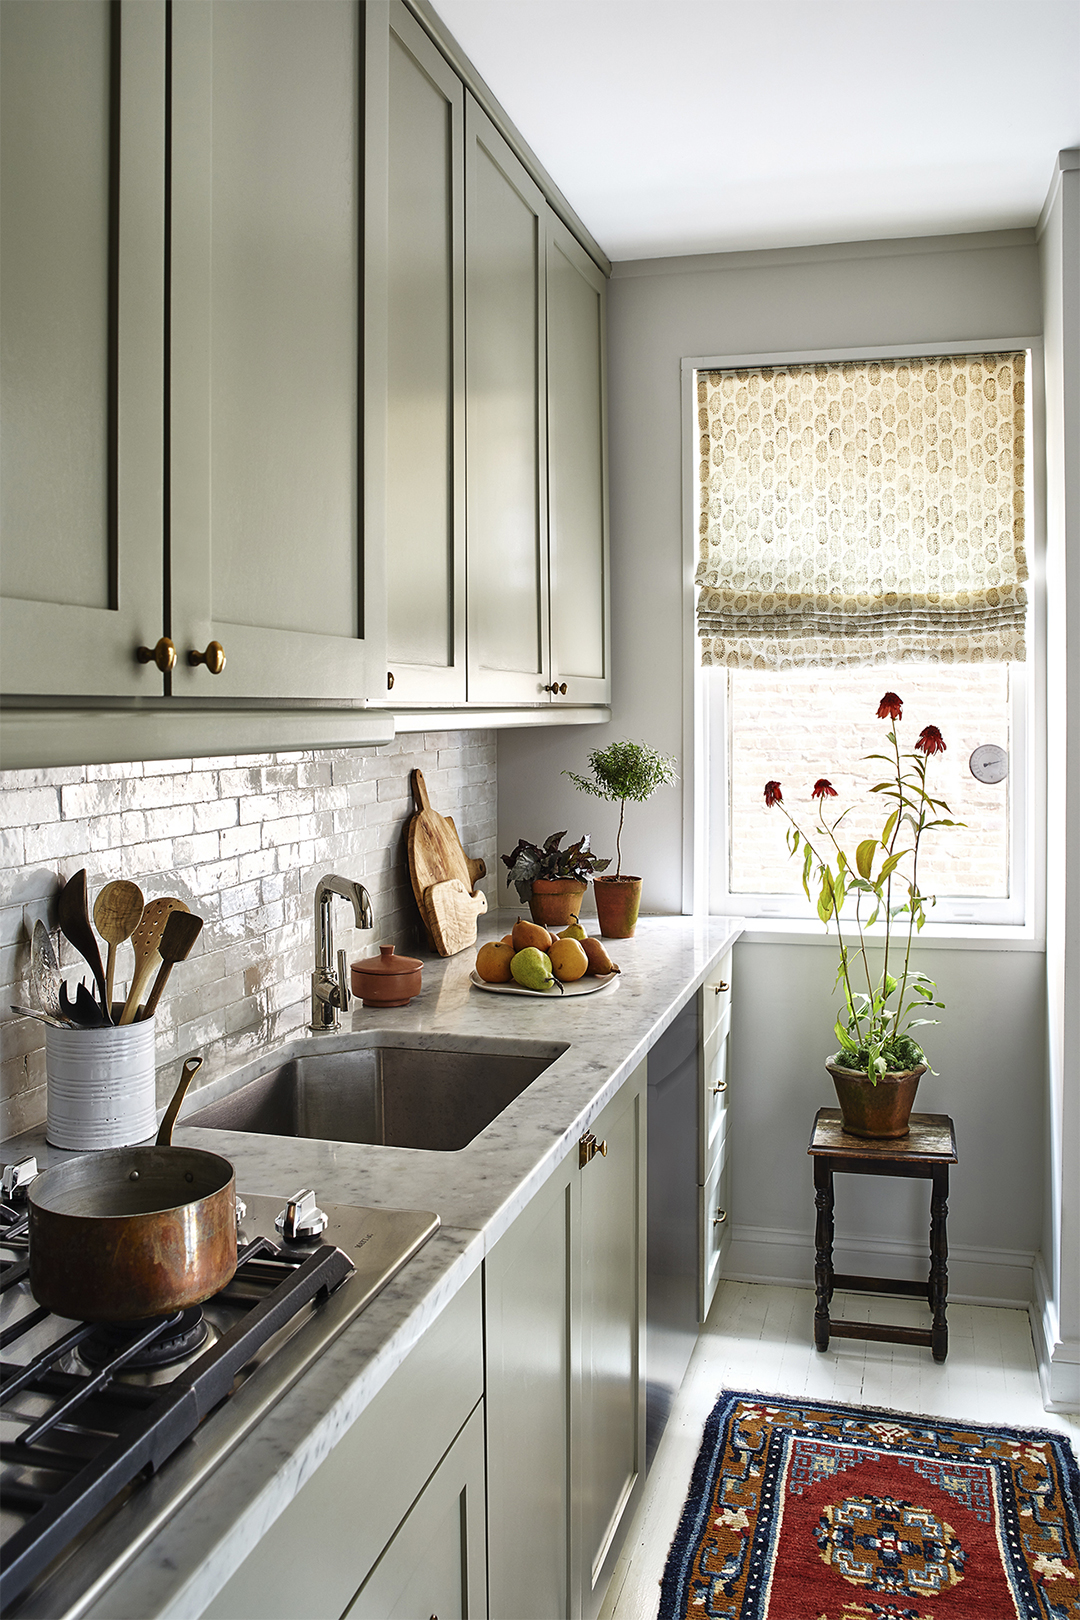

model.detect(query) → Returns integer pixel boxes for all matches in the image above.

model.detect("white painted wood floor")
[600,1281,1080,1620]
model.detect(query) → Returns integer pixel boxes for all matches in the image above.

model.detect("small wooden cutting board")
[407,769,488,955]
[424,878,488,956]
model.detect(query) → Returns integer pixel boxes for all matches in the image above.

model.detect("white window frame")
[681,338,1047,946]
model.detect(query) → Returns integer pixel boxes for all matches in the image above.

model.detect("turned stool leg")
[929,1165,950,1362]
[814,1158,835,1351]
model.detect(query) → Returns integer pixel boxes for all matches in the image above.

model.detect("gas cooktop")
[0,1163,438,1618]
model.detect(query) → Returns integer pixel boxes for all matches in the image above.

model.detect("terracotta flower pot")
[593,875,642,939]
[527,878,588,930]
[825,1058,927,1139]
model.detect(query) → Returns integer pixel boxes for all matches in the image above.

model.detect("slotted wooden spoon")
[93,880,145,1012]
[139,910,204,1020]
[119,897,190,1024]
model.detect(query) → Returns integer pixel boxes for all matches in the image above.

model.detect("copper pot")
[350,943,423,1007]
[28,1055,237,1322]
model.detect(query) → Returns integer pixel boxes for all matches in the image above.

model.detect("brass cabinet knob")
[713,981,729,994]
[711,1079,728,1095]
[579,1131,608,1167]
[543,682,570,695]
[187,640,226,675]
[136,636,176,673]
[713,1207,727,1227]
[387,671,395,690]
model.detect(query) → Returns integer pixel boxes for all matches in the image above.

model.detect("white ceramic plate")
[469,970,619,999]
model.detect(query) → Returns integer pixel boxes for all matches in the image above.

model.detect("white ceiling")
[429,0,1080,262]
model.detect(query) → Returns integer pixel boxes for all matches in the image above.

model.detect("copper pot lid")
[353,943,422,977]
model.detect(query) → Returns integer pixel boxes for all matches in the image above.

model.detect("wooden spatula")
[93,879,145,1012]
[119,897,190,1024]
[139,910,204,1020]
[57,869,111,1021]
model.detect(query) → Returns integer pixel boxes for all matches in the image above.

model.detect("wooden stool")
[807,1108,958,1362]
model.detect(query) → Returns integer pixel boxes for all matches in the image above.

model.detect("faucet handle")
[337,949,351,1012]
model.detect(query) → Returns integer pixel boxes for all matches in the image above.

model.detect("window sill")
[720,915,1045,952]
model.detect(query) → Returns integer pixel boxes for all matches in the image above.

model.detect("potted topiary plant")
[500,832,610,930]
[764,691,959,1138]
[564,739,678,938]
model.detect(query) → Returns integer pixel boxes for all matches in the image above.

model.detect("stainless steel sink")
[183,1037,568,1151]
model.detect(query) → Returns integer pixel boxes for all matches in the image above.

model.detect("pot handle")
[156,1054,203,1147]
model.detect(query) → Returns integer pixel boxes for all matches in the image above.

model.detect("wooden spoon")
[93,880,145,1012]
[140,910,204,1021]
[119,897,190,1024]
[57,870,111,1021]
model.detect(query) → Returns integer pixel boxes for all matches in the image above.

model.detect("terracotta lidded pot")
[350,944,423,1008]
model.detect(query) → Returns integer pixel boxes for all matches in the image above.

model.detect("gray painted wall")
[498,227,1049,1306]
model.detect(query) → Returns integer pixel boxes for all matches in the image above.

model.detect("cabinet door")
[574,1065,646,1620]
[367,1,466,705]
[346,1403,487,1620]
[700,1126,731,1321]
[170,0,379,702]
[485,1152,574,1620]
[546,217,609,705]
[464,96,549,705]
[0,0,165,699]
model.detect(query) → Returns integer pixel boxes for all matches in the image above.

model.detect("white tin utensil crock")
[45,1015,157,1149]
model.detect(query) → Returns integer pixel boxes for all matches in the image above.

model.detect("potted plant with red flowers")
[764,692,960,1138]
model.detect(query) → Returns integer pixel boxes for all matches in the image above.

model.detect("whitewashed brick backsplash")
[0,733,497,1137]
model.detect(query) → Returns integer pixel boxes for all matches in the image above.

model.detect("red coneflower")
[764,781,783,807]
[876,692,903,721]
[812,779,838,798]
[916,725,946,755]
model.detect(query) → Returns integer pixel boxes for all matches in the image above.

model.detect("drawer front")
[699,1140,730,1322]
[700,1025,730,1183]
[701,951,732,1044]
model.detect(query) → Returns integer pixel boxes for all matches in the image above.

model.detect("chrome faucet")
[310,874,373,1032]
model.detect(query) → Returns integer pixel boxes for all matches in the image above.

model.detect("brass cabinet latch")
[579,1131,608,1167]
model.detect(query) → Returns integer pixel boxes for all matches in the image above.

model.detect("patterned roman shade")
[695,352,1027,669]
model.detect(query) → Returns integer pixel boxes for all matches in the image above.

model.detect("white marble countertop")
[3,911,741,1620]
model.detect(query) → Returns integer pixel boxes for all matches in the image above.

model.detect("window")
[694,348,1036,930]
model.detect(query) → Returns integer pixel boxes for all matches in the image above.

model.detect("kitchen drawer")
[699,1141,730,1321]
[699,1024,730,1183]
[702,952,733,1045]
[200,1267,483,1620]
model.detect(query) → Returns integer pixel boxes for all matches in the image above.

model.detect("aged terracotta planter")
[527,878,588,930]
[825,1058,927,1139]
[593,875,642,939]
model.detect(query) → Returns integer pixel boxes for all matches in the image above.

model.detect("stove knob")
[1,1156,38,1202]
[275,1188,329,1242]
[234,1194,247,1225]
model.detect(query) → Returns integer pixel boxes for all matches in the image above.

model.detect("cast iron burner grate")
[0,1235,354,1613]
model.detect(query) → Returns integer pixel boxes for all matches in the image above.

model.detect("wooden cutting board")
[425,878,488,956]
[407,769,488,954]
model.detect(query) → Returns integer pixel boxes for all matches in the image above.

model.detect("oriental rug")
[658,1390,1080,1620]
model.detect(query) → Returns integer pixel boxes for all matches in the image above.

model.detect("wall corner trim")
[1031,1250,1080,1413]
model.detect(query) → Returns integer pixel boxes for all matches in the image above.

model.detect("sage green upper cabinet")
[546,217,610,706]
[368,1,466,704]
[464,97,551,706]
[0,0,165,699]
[169,0,380,702]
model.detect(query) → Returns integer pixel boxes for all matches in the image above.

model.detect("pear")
[557,915,587,941]
[512,918,553,953]
[510,946,562,993]
[581,937,620,977]
[548,937,589,982]
[476,940,514,983]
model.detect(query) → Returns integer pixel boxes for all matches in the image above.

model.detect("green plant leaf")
[834,1017,858,1053]
[817,869,835,925]
[855,838,877,879]
[882,809,899,845]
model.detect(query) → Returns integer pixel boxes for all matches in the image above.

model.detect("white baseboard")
[725,1224,1034,1310]
[1031,1252,1080,1412]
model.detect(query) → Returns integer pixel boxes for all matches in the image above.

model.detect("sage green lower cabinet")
[199,1270,484,1620]
[344,1403,486,1619]
[486,1063,647,1620]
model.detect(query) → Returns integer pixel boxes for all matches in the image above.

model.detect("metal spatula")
[30,921,64,1019]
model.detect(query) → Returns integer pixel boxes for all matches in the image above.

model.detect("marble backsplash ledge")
[0,732,497,1138]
